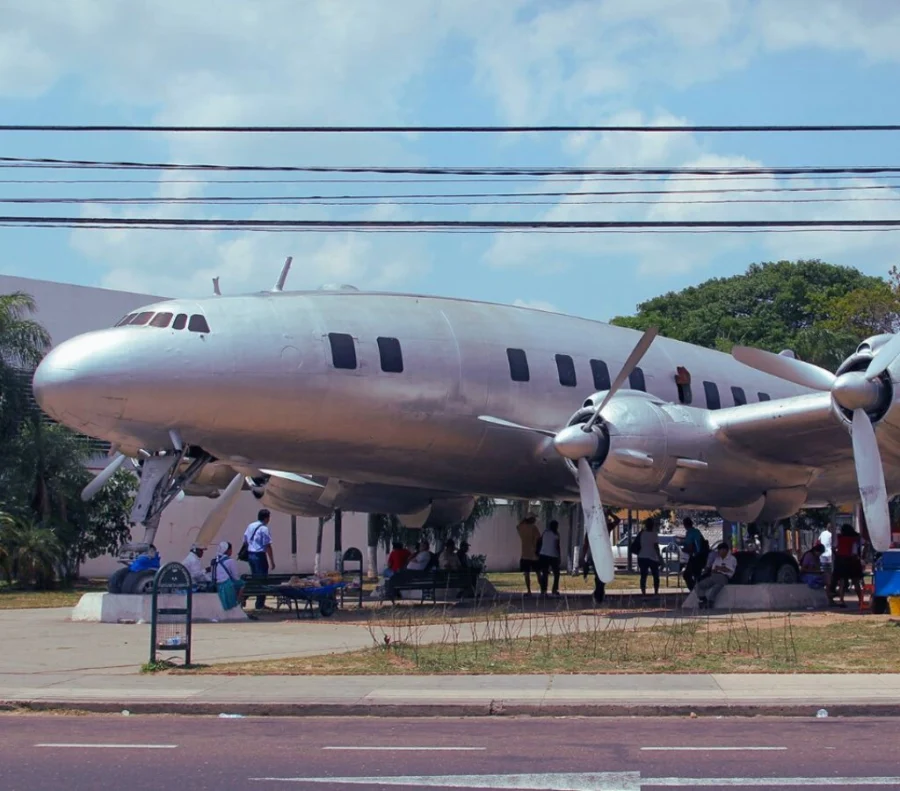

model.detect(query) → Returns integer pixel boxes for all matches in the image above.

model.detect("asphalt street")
[1,714,899,790]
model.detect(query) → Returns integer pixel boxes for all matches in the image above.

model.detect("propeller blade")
[477,415,557,437]
[577,457,615,583]
[585,327,658,430]
[851,409,892,552]
[195,472,244,546]
[731,345,835,391]
[260,469,324,488]
[80,453,126,501]
[865,333,900,381]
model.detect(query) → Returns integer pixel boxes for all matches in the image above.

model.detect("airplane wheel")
[124,570,157,595]
[107,566,130,594]
[751,552,799,584]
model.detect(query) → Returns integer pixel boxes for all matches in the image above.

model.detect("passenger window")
[629,367,646,391]
[188,314,210,333]
[758,392,771,402]
[555,354,577,387]
[172,313,188,330]
[130,311,154,326]
[150,312,173,328]
[377,337,404,373]
[328,332,357,370]
[731,386,747,406]
[590,359,610,391]
[703,381,721,410]
[507,348,530,382]
[115,313,136,327]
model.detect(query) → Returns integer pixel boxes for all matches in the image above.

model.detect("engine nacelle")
[564,391,682,495]
[261,475,333,518]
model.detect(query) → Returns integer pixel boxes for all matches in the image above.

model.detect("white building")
[0,275,567,576]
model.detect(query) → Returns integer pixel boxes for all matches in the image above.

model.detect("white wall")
[79,495,546,577]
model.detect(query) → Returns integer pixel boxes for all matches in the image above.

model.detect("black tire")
[750,551,800,584]
[319,596,337,617]
[124,569,157,595]
[107,566,131,594]
[730,552,757,585]
[872,596,888,615]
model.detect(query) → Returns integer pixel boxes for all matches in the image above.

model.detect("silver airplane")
[31,260,900,584]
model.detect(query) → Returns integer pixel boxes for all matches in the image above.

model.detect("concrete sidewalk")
[3,671,900,718]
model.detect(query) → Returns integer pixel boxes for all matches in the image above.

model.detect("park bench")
[239,573,313,611]
[384,567,481,605]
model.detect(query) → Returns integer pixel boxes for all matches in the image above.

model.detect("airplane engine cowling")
[568,392,678,494]
[261,476,333,518]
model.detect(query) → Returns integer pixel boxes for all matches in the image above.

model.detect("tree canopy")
[610,259,885,369]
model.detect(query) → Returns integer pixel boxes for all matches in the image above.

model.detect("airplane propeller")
[80,452,126,501]
[478,326,660,582]
[732,340,900,552]
[195,472,244,547]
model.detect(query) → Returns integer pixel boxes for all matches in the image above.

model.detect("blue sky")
[1,0,900,322]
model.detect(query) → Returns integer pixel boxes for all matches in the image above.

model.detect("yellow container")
[889,597,900,617]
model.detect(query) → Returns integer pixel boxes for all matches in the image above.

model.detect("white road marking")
[646,780,900,787]
[322,746,486,752]
[36,743,178,749]
[248,772,900,790]
[641,747,787,752]
[249,772,641,789]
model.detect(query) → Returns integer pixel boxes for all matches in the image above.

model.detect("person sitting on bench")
[695,542,737,610]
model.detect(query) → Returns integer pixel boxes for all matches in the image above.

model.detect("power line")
[6,156,900,178]
[3,124,900,133]
[3,216,900,231]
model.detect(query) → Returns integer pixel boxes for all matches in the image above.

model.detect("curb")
[3,699,900,718]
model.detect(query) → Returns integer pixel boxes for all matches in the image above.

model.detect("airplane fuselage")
[34,288,897,519]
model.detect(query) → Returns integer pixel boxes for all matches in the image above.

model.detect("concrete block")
[71,593,248,623]
[681,583,829,611]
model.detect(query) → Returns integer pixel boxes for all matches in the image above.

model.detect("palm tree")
[0,291,52,442]
[0,513,65,589]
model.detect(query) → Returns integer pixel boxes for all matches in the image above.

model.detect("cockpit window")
[172,313,188,330]
[150,312,173,328]
[130,311,155,326]
[115,313,137,327]
[188,314,210,333]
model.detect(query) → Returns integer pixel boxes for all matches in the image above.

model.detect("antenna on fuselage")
[273,256,293,292]
[212,277,221,296]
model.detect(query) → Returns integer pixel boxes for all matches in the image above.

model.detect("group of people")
[516,514,564,597]
[384,538,472,577]
[181,508,276,615]
[799,523,866,608]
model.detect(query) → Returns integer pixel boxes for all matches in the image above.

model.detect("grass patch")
[0,579,105,610]
[485,570,682,594]
[187,614,900,675]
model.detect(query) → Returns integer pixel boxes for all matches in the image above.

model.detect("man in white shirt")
[243,509,276,610]
[181,544,211,588]
[818,527,833,570]
[695,542,737,610]
[537,520,562,596]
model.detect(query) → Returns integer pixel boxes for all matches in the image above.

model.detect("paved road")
[2,714,899,790]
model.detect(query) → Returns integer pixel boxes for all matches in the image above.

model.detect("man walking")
[244,508,276,611]
[517,514,541,597]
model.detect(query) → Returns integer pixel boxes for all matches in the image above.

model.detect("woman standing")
[537,520,562,596]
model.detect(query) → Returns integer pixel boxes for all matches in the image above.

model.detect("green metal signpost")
[149,561,193,666]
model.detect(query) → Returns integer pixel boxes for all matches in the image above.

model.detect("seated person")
[182,543,213,590]
[695,542,737,609]
[406,541,433,571]
[211,541,245,612]
[799,543,830,592]
[385,541,412,579]
[440,539,462,571]
[457,541,471,568]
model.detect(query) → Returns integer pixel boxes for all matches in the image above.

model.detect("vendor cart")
[268,581,346,619]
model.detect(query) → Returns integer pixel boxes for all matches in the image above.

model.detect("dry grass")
[0,580,105,610]
[184,612,900,676]
[485,570,682,594]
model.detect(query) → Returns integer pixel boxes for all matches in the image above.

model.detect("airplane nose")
[32,330,133,429]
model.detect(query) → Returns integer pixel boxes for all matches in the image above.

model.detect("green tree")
[0,513,66,589]
[610,260,881,368]
[820,264,900,338]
